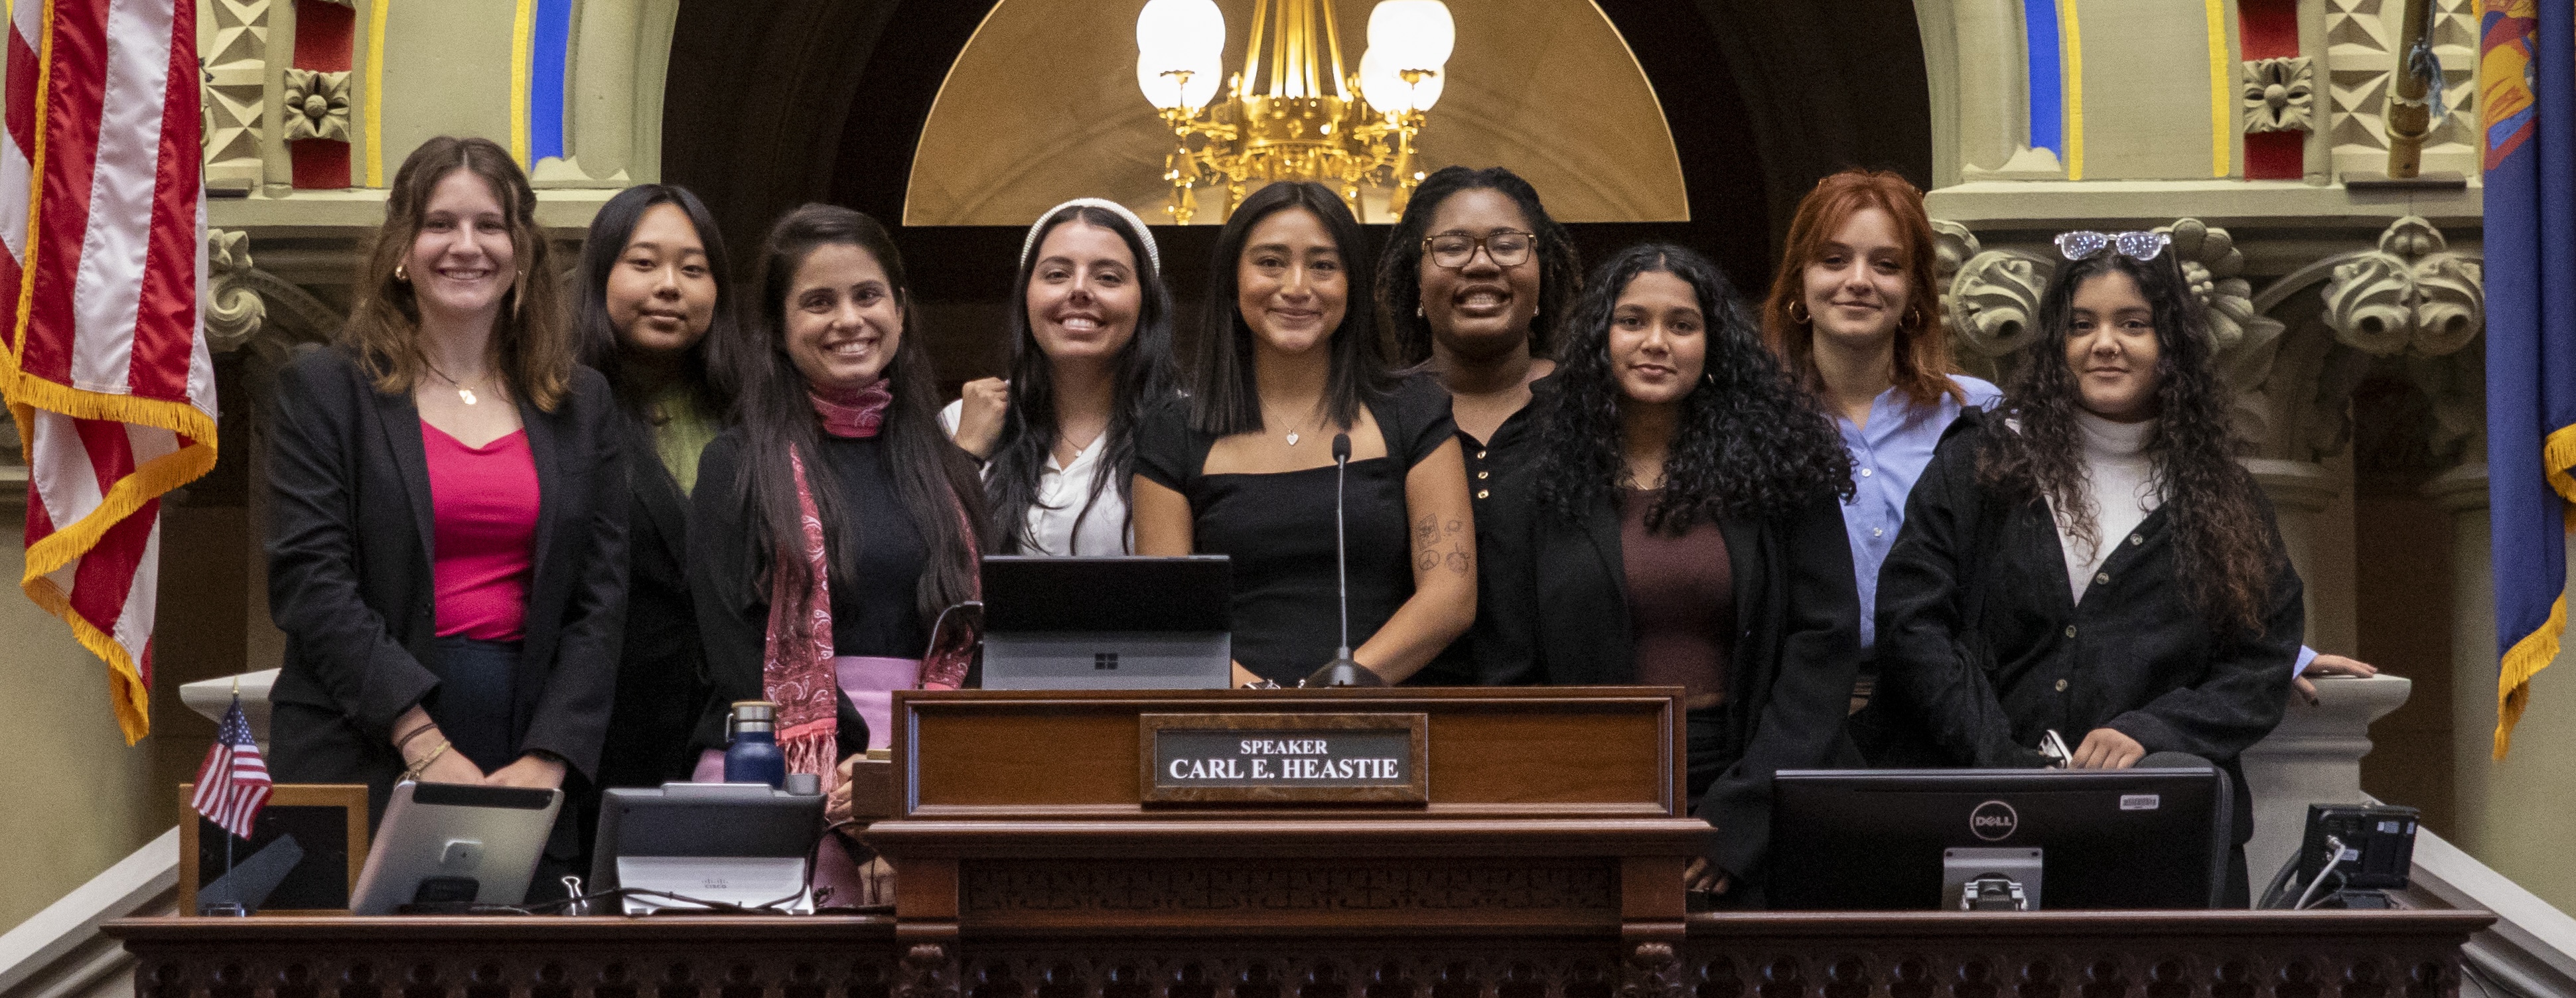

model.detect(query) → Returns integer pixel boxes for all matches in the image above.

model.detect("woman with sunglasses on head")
[1133,181,1477,688]
[1478,244,1860,906]
[688,204,985,792]
[942,199,1182,555]
[1875,229,2303,904]
[1375,167,1580,683]
[571,184,738,794]
[266,139,626,877]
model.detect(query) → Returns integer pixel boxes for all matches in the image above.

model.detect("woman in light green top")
[571,184,739,796]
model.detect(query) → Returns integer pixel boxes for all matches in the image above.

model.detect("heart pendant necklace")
[1285,430,1301,447]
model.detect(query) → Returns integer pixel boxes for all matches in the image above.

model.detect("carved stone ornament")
[2243,56,2317,133]
[2319,216,2484,357]
[1944,245,2051,368]
[204,229,263,352]
[283,68,352,143]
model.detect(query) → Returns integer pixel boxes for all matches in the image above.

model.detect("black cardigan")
[1476,463,1863,887]
[593,413,711,788]
[1873,415,2299,796]
[264,346,629,814]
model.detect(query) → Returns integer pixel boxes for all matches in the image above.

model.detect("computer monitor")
[979,555,1232,689]
[1766,766,2230,910]
[350,781,561,914]
[591,782,829,914]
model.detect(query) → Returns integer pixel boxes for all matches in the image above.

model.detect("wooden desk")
[102,689,2492,998]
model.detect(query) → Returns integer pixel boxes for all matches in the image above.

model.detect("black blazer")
[593,413,711,788]
[264,346,630,815]
[1874,415,2299,776]
[1477,464,1862,889]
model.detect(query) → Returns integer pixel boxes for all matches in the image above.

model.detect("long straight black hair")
[571,183,738,422]
[984,204,1182,553]
[719,203,987,630]
[1187,181,1391,436]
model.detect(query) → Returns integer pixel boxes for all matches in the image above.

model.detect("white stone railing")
[2240,673,2415,881]
[0,829,173,998]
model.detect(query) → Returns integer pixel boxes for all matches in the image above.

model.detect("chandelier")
[1134,0,1455,224]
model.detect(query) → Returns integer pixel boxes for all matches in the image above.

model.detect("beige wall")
[0,508,171,934]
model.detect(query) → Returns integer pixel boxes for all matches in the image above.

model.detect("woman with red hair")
[1761,170,1999,652]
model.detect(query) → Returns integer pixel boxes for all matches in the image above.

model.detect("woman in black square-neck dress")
[1131,181,1477,687]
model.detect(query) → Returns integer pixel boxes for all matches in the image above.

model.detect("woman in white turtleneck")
[1874,236,2308,905]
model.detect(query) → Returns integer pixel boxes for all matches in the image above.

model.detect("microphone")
[1304,432,1384,688]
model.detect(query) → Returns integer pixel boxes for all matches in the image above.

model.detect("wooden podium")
[103,687,2493,998]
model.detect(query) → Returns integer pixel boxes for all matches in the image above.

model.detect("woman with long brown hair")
[266,137,628,879]
[1874,231,2305,904]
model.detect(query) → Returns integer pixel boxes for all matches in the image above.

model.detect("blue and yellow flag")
[2482,0,2576,758]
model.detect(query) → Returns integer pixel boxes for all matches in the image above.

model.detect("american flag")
[0,0,220,744]
[190,696,270,839]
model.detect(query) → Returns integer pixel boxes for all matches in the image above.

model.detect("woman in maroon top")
[265,137,628,867]
[1478,243,1858,908]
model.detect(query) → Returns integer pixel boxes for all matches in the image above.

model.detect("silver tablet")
[350,780,561,914]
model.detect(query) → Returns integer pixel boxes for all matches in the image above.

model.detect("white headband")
[1021,198,1161,277]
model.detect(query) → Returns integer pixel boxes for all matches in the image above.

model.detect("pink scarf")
[764,379,979,790]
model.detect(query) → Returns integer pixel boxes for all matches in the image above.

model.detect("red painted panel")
[2245,131,2305,180]
[294,0,354,72]
[291,140,350,190]
[2239,0,2299,61]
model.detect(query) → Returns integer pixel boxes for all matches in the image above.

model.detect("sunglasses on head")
[2054,230,2172,262]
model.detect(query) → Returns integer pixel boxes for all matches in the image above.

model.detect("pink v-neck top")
[422,421,539,642]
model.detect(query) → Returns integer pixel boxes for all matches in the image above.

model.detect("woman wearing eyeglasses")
[1873,229,2303,905]
[1374,166,1581,683]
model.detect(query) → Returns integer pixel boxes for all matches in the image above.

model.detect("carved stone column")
[2245,457,2349,652]
[2424,463,2498,854]
[2240,674,2414,891]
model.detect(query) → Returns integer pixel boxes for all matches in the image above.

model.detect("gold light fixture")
[1135,0,1454,224]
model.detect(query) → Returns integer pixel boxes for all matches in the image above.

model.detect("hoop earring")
[393,263,407,282]
[1788,300,1810,324]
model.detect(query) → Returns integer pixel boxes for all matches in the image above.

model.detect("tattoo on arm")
[1415,515,1473,577]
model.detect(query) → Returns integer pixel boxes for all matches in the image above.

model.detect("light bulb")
[1365,1,1454,69]
[1137,52,1225,112]
[1358,46,1443,113]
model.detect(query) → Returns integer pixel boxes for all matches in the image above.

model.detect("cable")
[2257,849,2305,909]
[2295,869,2346,910]
[2291,835,2348,912]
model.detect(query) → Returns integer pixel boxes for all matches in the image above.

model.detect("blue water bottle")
[723,699,788,788]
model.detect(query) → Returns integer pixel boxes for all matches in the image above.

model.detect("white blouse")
[940,398,1134,556]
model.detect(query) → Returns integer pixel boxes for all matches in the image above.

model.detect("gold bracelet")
[402,741,451,782]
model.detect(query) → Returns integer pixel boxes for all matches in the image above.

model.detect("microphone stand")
[1305,433,1384,688]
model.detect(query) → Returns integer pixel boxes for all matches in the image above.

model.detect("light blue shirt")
[1839,376,2001,650]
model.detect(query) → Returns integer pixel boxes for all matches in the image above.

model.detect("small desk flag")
[190,697,271,839]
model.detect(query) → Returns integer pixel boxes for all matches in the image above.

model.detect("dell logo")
[1969,800,2019,841]
[1094,652,1119,670]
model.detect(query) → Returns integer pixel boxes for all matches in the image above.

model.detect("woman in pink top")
[265,139,630,900]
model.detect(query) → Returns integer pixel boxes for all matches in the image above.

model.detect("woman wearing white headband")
[942,198,1182,555]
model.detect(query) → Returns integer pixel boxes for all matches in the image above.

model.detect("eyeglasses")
[1423,230,1536,269]
[2054,230,2172,262]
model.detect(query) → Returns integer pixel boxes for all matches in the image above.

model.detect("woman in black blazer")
[571,184,737,792]
[1480,243,1857,907]
[265,137,628,840]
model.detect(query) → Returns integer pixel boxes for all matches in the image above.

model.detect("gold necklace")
[423,362,488,405]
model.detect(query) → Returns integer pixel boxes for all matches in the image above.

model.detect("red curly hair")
[1760,169,1965,408]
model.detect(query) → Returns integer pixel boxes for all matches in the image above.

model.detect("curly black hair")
[1977,249,2280,638]
[1533,243,1853,533]
[1375,165,1581,366]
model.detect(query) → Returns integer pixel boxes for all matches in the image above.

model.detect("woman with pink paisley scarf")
[686,204,986,896]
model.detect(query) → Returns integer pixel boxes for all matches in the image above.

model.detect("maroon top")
[1620,488,1734,703]
[423,421,539,642]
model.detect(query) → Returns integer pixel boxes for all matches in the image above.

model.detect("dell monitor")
[1767,766,2230,910]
